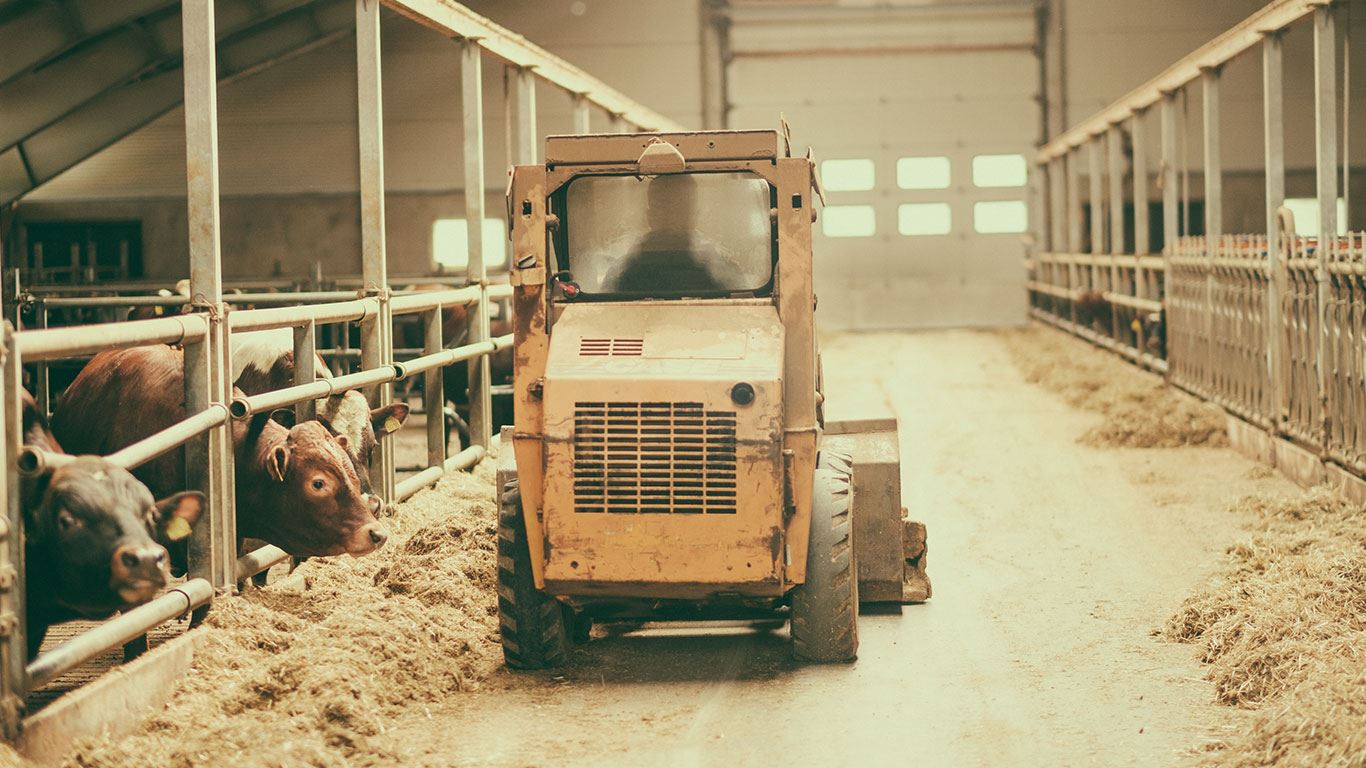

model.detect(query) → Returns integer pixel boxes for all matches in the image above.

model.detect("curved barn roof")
[0,0,350,206]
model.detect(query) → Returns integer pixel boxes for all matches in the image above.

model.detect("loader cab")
[547,170,778,301]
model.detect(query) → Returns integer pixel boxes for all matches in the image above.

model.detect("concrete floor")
[377,330,1288,768]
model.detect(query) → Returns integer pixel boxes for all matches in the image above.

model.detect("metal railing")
[0,0,680,742]
[1028,0,1365,477]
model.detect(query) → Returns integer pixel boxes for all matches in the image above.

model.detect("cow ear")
[268,446,290,482]
[269,408,296,428]
[154,491,204,542]
[370,403,411,435]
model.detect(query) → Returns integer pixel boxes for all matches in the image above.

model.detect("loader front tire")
[497,479,569,670]
[790,451,859,663]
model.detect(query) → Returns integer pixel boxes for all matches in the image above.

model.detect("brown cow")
[51,346,387,570]
[21,388,202,658]
[231,328,410,504]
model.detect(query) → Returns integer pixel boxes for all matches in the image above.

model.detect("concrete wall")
[11,0,701,281]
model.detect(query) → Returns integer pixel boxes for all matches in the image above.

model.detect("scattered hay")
[63,462,502,768]
[1164,487,1366,767]
[1004,325,1227,448]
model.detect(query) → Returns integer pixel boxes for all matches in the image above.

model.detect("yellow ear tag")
[384,417,401,434]
[165,516,193,542]
[1131,318,1142,333]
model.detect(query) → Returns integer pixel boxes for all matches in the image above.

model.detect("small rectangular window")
[897,157,951,190]
[898,203,952,236]
[972,154,1027,188]
[433,218,509,270]
[1282,197,1347,236]
[973,201,1028,234]
[821,205,876,238]
[820,159,876,192]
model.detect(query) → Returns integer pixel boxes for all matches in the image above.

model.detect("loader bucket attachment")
[822,418,931,604]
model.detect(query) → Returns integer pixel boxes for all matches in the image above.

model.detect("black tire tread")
[497,479,569,670]
[790,451,859,662]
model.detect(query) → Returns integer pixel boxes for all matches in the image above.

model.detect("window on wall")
[432,218,508,270]
[1282,197,1347,236]
[897,157,951,190]
[820,159,876,192]
[973,201,1028,234]
[898,203,952,236]
[972,154,1027,188]
[822,205,876,237]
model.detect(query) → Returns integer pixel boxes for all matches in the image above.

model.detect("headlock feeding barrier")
[1027,0,1366,497]
[0,0,682,751]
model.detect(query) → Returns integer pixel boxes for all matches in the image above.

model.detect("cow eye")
[312,478,326,491]
[57,510,80,533]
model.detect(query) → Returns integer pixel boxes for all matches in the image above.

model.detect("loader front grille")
[573,401,738,514]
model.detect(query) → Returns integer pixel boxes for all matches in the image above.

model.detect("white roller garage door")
[726,1,1040,330]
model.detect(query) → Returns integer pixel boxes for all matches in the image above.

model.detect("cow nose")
[367,525,388,548]
[113,544,168,579]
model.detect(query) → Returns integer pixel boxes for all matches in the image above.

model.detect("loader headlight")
[730,382,756,406]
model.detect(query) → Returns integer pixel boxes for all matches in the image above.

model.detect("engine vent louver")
[579,337,644,356]
[573,401,738,514]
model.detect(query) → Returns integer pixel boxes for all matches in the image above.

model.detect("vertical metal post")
[182,0,234,592]
[1313,5,1338,446]
[464,40,491,449]
[357,0,395,499]
[0,325,27,737]
[1203,67,1222,394]
[572,94,591,134]
[1088,136,1105,305]
[1264,31,1285,430]
[33,303,48,418]
[1066,148,1082,323]
[514,66,537,165]
[1107,123,1124,340]
[1133,109,1150,365]
[1133,110,1150,258]
[1048,156,1066,319]
[422,308,445,468]
[1160,94,1179,255]
[293,320,317,422]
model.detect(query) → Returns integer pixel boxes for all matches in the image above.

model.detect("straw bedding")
[1004,325,1227,448]
[1165,488,1366,767]
[62,461,502,768]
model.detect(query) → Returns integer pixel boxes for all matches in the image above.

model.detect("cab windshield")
[562,172,773,297]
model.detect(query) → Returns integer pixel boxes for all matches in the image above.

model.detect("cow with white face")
[231,329,409,507]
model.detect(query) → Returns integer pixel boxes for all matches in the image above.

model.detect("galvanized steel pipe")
[15,314,210,362]
[389,286,480,315]
[229,365,398,418]
[228,298,377,332]
[234,545,291,582]
[26,578,213,690]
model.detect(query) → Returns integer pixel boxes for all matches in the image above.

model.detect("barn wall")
[1059,0,1366,232]
[15,0,701,281]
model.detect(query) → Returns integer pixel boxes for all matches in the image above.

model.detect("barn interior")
[0,0,1364,766]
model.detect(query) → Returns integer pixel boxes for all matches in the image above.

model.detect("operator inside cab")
[603,175,723,293]
[561,170,774,299]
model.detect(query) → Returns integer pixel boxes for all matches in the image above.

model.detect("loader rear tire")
[790,451,859,663]
[497,479,569,670]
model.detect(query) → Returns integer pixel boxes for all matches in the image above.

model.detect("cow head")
[245,418,389,558]
[25,458,203,618]
[314,390,409,503]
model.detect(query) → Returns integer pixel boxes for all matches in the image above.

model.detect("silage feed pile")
[65,463,502,768]
[1165,488,1366,767]
[1005,326,1227,448]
